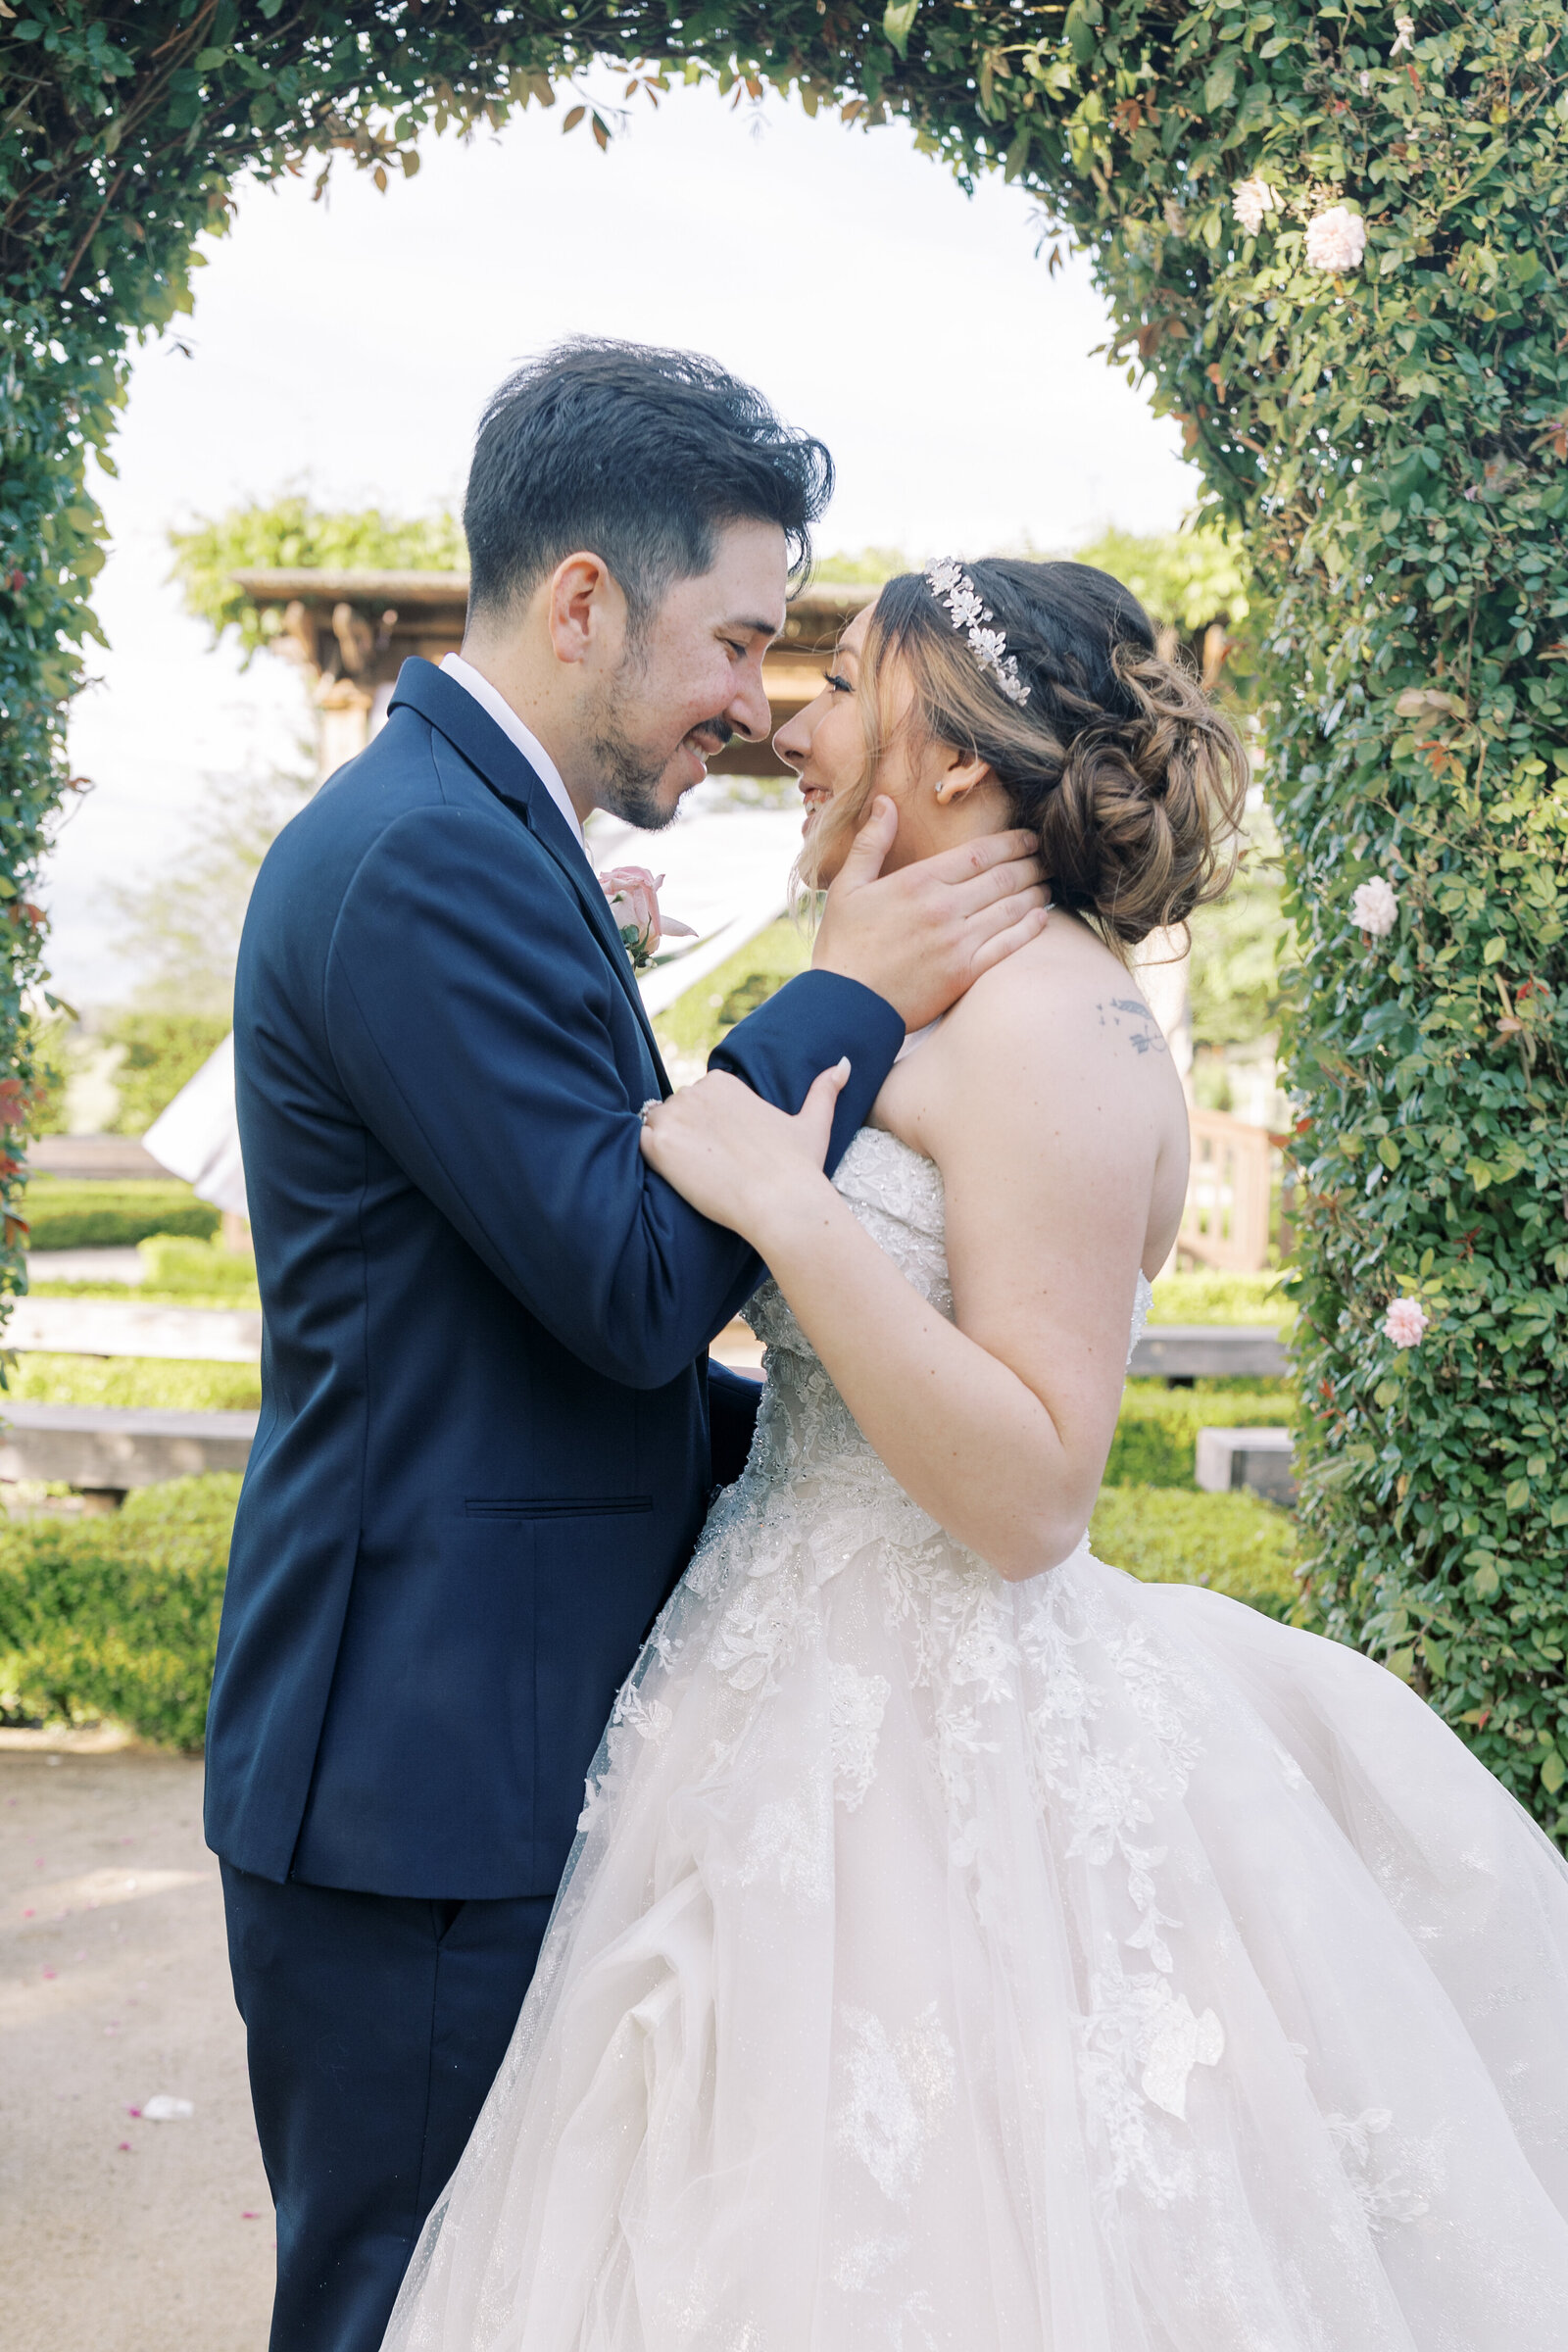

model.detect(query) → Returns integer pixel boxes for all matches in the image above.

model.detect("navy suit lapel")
[387,660,670,1092]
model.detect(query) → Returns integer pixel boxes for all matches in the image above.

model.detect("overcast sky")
[53,77,1198,1004]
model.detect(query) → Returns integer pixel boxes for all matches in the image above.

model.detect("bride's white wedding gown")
[385,1128,1568,2350]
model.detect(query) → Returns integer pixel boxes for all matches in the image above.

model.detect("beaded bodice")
[741,1125,1152,1500]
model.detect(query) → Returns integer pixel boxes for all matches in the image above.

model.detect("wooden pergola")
[229,567,874,782]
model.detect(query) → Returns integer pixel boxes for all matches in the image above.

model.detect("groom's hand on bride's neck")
[811,797,1050,1031]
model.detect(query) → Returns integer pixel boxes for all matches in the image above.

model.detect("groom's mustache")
[684,716,735,758]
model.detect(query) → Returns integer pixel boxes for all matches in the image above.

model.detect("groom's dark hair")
[464,339,834,633]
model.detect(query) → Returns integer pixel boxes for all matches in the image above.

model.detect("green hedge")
[0,1475,239,1748]
[1106,1384,1298,1491]
[1090,1486,1302,1623]
[0,1474,1303,1747]
[135,1234,257,1299]
[24,1180,220,1251]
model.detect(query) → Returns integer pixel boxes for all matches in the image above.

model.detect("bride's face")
[772,599,1003,885]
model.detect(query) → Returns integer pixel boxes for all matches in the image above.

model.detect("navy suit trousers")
[221,1864,553,2352]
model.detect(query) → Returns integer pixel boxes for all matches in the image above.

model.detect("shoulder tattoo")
[1096,997,1168,1056]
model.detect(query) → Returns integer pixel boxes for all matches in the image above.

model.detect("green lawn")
[1148,1268,1294,1326]
[653,917,810,1068]
[5,1354,262,1412]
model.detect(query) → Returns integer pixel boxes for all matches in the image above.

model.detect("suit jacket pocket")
[463,1494,654,1520]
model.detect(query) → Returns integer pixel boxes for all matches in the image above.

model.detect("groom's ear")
[547,552,627,671]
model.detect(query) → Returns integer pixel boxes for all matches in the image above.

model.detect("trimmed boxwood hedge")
[0,1471,1302,1747]
[1106,1383,1298,1490]
[0,1475,239,1749]
[24,1180,219,1252]
[1090,1485,1302,1623]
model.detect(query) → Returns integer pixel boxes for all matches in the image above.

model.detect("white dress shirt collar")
[438,653,586,854]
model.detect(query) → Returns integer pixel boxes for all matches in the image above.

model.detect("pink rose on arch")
[599,866,697,969]
[1383,1297,1429,1349]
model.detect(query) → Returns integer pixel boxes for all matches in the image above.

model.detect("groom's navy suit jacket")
[204,658,903,1901]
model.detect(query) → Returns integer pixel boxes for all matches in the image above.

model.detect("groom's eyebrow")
[725,612,785,643]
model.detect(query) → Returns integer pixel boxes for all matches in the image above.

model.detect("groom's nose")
[722,653,773,744]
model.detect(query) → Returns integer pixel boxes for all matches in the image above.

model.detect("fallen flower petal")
[140,2093,195,2122]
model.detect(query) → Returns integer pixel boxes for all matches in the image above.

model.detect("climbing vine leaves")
[2,3,1565,1823]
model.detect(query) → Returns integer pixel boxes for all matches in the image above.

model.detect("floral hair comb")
[924,558,1031,706]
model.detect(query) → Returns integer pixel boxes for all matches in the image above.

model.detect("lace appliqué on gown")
[385,1126,1568,2352]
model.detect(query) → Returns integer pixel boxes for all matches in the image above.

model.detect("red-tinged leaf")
[563,105,585,132]
[591,113,609,151]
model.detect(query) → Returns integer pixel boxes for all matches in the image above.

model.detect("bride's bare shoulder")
[937,910,1172,1073]
[873,910,1186,1171]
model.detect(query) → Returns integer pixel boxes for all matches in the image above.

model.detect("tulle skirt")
[382,1459,1568,2350]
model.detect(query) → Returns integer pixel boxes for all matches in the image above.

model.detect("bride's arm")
[640,957,1177,1582]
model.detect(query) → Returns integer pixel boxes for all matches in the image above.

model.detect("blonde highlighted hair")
[800,558,1249,956]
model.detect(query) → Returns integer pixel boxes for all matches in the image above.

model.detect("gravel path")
[0,1741,273,2351]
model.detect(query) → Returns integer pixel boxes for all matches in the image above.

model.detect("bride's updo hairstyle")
[811,558,1250,954]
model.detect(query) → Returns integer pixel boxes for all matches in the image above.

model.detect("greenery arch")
[3,3,1566,1827]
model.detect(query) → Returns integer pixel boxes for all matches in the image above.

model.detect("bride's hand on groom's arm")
[638,1062,853,1240]
[810,797,1050,1033]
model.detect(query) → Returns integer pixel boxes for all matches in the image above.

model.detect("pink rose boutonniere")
[599,865,698,970]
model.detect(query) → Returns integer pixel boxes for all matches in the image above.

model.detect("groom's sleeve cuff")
[708,969,905,1174]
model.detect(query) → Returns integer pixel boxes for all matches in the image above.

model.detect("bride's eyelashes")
[825,672,854,695]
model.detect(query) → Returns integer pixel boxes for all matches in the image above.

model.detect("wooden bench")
[0,1402,258,1499]
[1128,1325,1289,1381]
[8,1298,262,1362]
[0,1322,1291,1506]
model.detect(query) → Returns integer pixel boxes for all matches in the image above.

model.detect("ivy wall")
[2,3,1564,1821]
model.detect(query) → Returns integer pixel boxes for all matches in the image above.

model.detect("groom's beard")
[588,667,734,830]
